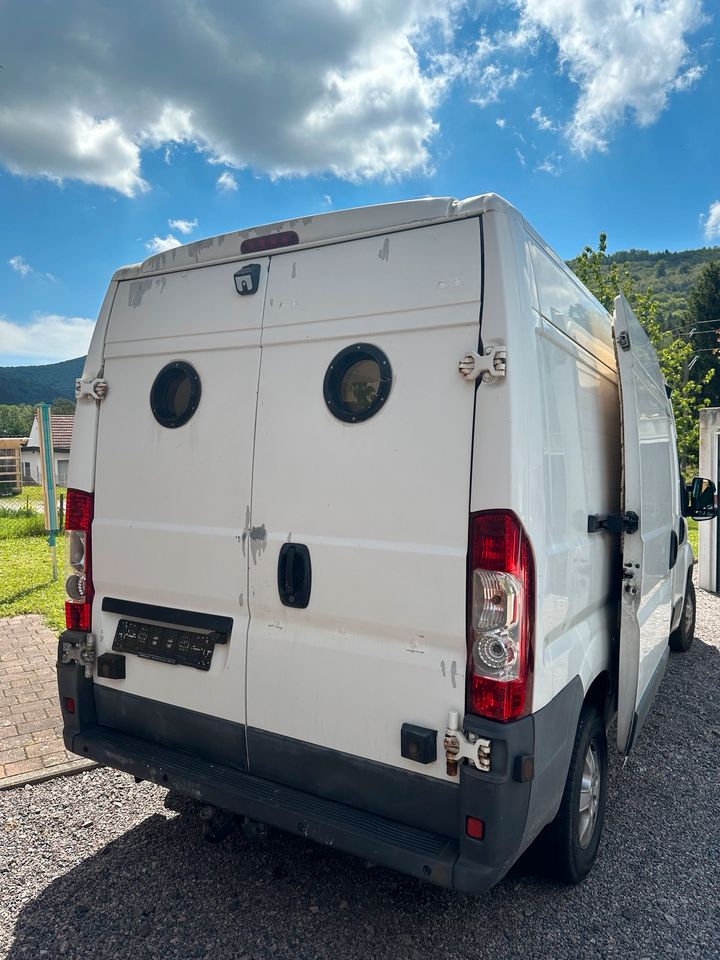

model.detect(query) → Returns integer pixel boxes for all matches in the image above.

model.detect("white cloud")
[323,195,333,206]
[495,117,507,129]
[515,0,706,156]
[703,201,720,241]
[515,148,527,167]
[0,314,95,362]
[8,255,55,282]
[0,1,464,193]
[145,234,182,254]
[9,256,32,278]
[217,171,238,192]
[531,106,557,132]
[168,218,198,235]
[469,65,526,108]
[673,64,705,91]
[536,153,562,175]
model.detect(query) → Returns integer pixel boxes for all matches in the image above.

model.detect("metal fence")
[0,493,65,540]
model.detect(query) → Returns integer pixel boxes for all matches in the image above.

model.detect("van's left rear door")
[92,259,268,766]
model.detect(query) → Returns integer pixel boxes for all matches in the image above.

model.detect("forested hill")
[0,357,84,405]
[588,245,720,330]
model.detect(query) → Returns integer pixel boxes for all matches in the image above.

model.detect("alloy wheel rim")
[683,591,694,634]
[578,741,601,848]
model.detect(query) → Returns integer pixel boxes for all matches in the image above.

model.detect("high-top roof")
[113,193,520,281]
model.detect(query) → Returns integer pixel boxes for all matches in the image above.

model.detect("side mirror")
[687,477,718,521]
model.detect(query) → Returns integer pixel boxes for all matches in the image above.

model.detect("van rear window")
[150,361,201,428]
[324,344,392,423]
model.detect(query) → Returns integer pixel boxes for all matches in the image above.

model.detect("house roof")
[26,414,74,451]
[49,415,74,448]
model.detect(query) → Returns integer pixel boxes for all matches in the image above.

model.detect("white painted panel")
[92,259,268,726]
[247,219,481,779]
[107,261,261,343]
[614,294,674,755]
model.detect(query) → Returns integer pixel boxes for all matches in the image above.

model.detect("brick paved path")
[0,615,94,787]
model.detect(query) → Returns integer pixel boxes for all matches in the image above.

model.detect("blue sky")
[1,0,719,366]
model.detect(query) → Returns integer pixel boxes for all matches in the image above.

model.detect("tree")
[572,234,713,471]
[0,404,35,438]
[686,261,720,406]
[51,397,76,415]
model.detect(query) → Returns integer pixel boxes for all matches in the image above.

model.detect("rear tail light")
[65,489,94,632]
[466,511,535,722]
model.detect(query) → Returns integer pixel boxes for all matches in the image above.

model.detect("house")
[23,414,74,487]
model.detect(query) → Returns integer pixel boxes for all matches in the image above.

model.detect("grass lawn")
[687,518,698,557]
[0,521,66,634]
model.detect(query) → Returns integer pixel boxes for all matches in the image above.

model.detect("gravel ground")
[2,589,719,960]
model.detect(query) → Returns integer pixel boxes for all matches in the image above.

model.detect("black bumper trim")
[73,725,466,888]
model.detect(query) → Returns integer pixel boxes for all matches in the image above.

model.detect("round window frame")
[323,343,392,424]
[150,360,202,429]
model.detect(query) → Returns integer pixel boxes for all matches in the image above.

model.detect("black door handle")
[669,529,678,570]
[278,543,312,608]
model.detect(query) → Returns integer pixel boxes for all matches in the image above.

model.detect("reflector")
[466,816,485,840]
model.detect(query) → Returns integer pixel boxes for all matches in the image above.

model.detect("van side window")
[529,242,614,364]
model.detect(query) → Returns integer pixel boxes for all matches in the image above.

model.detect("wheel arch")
[584,669,613,729]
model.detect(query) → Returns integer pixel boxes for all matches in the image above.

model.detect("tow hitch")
[198,805,268,844]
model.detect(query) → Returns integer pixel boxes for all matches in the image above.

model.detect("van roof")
[113,193,522,281]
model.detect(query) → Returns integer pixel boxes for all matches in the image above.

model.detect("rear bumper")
[58,633,583,894]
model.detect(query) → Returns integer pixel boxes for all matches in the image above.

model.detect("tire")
[545,704,608,885]
[669,577,695,653]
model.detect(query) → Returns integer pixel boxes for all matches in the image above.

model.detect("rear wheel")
[669,577,695,653]
[546,704,608,884]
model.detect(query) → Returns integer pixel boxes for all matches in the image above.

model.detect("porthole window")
[323,343,392,423]
[150,361,201,428]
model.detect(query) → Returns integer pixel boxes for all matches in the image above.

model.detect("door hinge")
[458,345,507,383]
[587,511,639,535]
[617,331,631,352]
[76,378,108,402]
[444,711,491,776]
[60,633,96,679]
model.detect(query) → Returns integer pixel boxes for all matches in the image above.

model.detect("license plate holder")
[112,618,220,671]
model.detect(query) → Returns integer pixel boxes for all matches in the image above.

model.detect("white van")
[57,194,716,892]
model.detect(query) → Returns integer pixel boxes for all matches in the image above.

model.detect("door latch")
[458,345,507,383]
[234,263,262,296]
[587,512,639,535]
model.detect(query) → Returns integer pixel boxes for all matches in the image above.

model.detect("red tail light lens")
[65,489,94,632]
[466,511,535,722]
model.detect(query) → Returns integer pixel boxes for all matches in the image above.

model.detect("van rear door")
[246,219,481,785]
[613,293,675,756]
[92,259,269,763]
